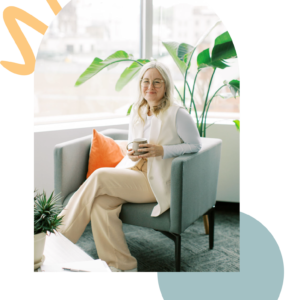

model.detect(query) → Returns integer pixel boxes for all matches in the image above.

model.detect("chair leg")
[208,206,215,249]
[156,230,181,272]
[203,215,209,234]
[175,234,181,272]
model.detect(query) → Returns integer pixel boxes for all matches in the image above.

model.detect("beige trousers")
[57,159,156,270]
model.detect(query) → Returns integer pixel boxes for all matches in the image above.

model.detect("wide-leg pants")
[57,159,156,270]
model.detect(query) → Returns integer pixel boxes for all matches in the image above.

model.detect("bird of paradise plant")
[75,21,240,137]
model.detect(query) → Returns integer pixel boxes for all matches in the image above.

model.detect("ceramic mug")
[126,138,148,156]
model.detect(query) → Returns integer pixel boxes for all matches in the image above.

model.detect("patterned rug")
[76,210,240,272]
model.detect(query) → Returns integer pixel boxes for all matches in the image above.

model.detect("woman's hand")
[137,144,164,158]
[127,149,140,161]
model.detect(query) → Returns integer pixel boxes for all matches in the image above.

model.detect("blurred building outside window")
[34,0,140,125]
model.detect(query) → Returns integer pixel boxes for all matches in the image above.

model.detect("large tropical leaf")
[229,79,240,90]
[212,31,237,62]
[75,51,133,87]
[115,59,150,92]
[162,20,221,75]
[197,48,229,69]
[224,79,240,97]
[220,80,241,99]
[162,41,188,75]
[213,60,230,69]
[197,31,237,70]
[197,48,212,69]
[177,43,194,64]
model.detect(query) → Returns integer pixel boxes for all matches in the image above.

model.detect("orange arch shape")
[46,0,62,16]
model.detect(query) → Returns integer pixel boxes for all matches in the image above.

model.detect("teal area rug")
[76,210,240,272]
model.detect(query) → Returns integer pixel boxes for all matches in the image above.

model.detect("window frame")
[34,0,143,127]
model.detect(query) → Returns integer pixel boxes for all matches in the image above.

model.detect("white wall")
[206,122,240,203]
[34,119,239,203]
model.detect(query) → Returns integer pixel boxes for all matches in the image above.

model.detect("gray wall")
[34,121,239,202]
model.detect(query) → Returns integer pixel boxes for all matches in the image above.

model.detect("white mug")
[126,138,148,156]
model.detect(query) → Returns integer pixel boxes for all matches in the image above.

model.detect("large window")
[38,0,299,125]
[33,0,298,125]
[34,0,140,125]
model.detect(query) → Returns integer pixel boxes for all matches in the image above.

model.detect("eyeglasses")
[141,79,164,88]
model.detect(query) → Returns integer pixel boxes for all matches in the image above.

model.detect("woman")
[58,61,201,272]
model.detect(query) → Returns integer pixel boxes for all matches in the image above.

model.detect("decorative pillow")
[86,129,125,179]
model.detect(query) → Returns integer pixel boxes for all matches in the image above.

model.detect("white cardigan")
[116,103,187,217]
[136,107,201,159]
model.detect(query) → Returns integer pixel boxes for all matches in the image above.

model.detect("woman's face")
[141,68,166,108]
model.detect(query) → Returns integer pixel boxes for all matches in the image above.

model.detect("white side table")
[37,233,110,272]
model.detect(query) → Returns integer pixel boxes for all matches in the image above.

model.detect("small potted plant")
[34,190,63,270]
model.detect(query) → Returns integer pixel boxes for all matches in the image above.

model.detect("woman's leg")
[58,162,155,269]
[90,194,136,270]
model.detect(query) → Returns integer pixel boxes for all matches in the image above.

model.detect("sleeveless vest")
[116,103,182,217]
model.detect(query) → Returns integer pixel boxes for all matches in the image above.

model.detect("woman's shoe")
[109,266,137,272]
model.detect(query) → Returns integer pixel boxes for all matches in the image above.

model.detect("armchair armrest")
[169,138,222,234]
[54,135,92,204]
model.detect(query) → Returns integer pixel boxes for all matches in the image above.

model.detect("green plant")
[33,190,37,201]
[34,190,63,235]
[162,27,239,137]
[75,21,240,137]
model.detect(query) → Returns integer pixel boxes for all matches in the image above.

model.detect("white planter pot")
[34,232,46,265]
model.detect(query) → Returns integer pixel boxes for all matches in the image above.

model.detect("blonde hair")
[131,61,175,124]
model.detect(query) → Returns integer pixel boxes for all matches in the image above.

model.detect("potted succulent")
[34,190,63,270]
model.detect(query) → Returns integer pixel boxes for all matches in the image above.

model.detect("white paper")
[41,259,111,272]
[43,233,94,265]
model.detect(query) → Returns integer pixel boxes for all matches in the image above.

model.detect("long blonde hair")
[131,61,175,124]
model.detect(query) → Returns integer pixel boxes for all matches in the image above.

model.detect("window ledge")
[34,117,130,133]
[34,112,239,133]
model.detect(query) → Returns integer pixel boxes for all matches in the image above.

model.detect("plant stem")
[182,48,195,106]
[182,45,198,110]
[204,84,226,135]
[174,85,187,109]
[189,69,201,114]
[200,68,216,137]
[183,73,186,107]
[187,82,199,128]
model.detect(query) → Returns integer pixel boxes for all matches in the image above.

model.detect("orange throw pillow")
[86,129,125,179]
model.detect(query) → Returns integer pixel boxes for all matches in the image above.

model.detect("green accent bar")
[232,39,300,57]
[236,80,300,97]
[233,120,300,132]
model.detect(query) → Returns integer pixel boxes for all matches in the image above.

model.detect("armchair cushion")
[63,191,171,232]
[86,129,124,179]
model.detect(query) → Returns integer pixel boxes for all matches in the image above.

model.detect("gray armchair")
[54,128,222,271]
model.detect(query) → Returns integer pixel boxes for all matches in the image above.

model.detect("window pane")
[153,1,240,117]
[34,0,140,125]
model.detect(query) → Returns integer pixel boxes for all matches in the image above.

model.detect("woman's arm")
[162,108,202,159]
